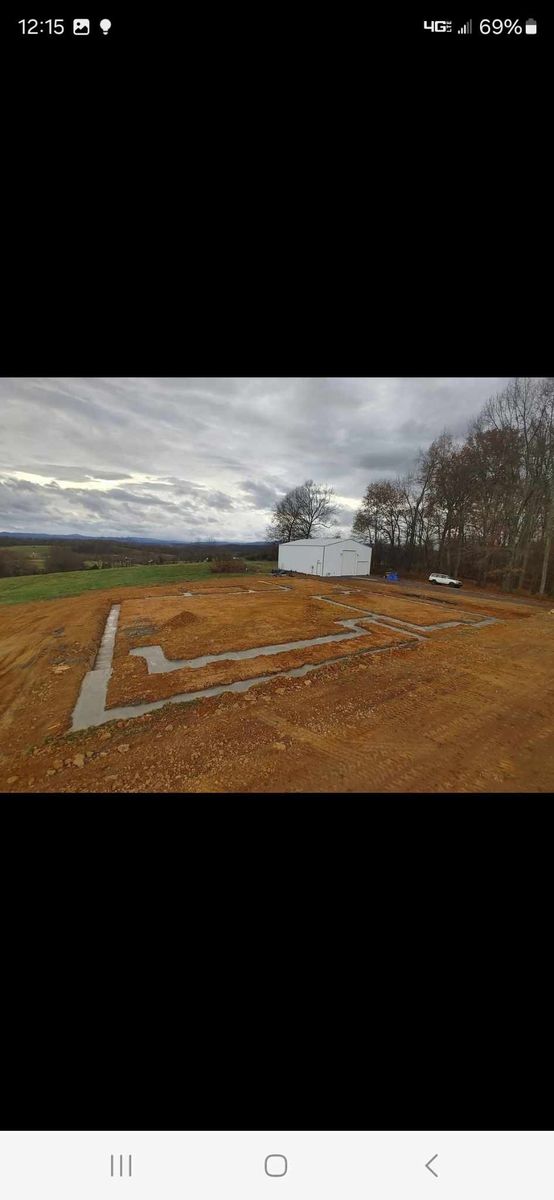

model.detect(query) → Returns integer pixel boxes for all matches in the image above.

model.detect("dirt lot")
[107,591,409,705]
[350,583,534,621]
[114,590,348,660]
[355,578,544,616]
[0,575,553,793]
[320,594,479,625]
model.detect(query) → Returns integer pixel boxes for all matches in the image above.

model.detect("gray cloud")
[0,377,513,539]
[0,464,134,482]
[333,504,358,526]
[238,479,283,509]
[84,471,133,481]
[203,491,236,511]
[355,450,416,472]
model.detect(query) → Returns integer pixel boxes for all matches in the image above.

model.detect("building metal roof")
[280,537,369,547]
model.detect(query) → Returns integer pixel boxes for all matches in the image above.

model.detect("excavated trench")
[69,591,498,732]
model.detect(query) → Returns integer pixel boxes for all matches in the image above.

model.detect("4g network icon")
[423,19,453,31]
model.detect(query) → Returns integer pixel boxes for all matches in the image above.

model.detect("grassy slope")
[0,562,211,603]
[0,559,273,605]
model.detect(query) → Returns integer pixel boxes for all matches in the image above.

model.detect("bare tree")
[479,379,543,588]
[352,480,403,547]
[267,480,338,542]
[538,378,554,593]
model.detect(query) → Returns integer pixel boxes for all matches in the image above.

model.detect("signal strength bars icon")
[457,18,472,33]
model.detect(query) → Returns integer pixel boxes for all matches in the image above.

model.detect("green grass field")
[0,559,274,605]
[1,543,49,569]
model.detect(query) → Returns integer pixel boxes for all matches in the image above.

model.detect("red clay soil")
[1,577,552,793]
[0,592,109,759]
[112,591,348,661]
[323,594,480,625]
[107,622,411,707]
[0,578,280,760]
[354,579,539,618]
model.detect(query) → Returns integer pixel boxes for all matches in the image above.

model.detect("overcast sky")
[0,377,511,541]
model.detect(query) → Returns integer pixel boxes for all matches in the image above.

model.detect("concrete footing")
[69,589,498,733]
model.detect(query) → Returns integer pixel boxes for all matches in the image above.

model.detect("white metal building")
[278,537,372,577]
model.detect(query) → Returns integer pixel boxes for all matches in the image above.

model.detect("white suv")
[429,572,462,588]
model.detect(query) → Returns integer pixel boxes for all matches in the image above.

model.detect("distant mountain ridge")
[0,532,268,546]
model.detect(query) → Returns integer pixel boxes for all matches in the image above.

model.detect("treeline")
[351,377,554,593]
[0,537,275,578]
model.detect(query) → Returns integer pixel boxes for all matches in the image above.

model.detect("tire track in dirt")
[248,625,554,793]
[253,710,357,769]
[249,656,441,791]
[342,667,553,791]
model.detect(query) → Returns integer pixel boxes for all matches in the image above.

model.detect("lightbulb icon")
[100,18,111,34]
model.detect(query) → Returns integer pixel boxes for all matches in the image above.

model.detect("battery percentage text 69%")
[480,18,522,33]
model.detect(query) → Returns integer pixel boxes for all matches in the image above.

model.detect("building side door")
[341,551,357,575]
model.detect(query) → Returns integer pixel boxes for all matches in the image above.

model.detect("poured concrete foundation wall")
[70,587,498,733]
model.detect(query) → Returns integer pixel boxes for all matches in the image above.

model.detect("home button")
[265,1155,288,1177]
